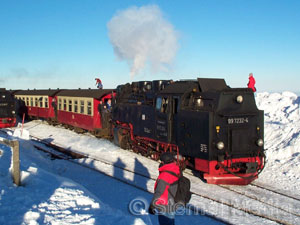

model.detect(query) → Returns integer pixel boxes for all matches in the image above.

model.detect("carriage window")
[45,98,48,108]
[63,99,67,111]
[35,98,38,107]
[39,97,43,107]
[80,100,85,114]
[26,97,29,106]
[58,99,62,110]
[74,100,78,113]
[87,101,92,115]
[30,97,33,106]
[68,100,72,112]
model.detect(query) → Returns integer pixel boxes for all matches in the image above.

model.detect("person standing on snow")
[149,152,180,225]
[247,73,256,92]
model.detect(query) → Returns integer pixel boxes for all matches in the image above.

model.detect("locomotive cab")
[206,89,265,184]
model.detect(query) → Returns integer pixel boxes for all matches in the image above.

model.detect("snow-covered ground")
[1,91,299,224]
[0,130,220,225]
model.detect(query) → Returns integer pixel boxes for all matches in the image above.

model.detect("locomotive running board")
[204,173,258,185]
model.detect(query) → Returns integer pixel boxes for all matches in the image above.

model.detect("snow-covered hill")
[256,92,300,193]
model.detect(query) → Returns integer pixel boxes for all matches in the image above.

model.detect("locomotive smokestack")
[107,5,179,77]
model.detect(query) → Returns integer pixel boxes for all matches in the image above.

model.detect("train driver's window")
[161,98,168,113]
[156,97,168,113]
[156,97,162,111]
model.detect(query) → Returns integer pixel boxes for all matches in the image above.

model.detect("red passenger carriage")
[14,89,60,120]
[56,89,114,136]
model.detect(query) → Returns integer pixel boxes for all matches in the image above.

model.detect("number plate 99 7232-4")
[227,117,249,124]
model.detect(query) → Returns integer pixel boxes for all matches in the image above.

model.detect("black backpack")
[165,171,192,205]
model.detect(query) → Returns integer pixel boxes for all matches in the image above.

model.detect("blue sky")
[0,0,299,92]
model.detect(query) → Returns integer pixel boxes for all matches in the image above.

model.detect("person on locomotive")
[247,73,256,92]
[149,152,180,225]
[95,78,103,89]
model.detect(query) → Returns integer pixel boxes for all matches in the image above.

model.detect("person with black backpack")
[149,152,191,225]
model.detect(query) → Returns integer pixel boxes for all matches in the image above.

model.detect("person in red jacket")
[247,73,256,92]
[149,152,180,225]
[95,78,103,89]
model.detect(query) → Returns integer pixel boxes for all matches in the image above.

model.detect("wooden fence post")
[11,140,21,186]
[0,139,21,186]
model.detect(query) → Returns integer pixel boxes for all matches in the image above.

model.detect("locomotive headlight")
[236,95,243,104]
[12,110,15,114]
[216,141,225,150]
[257,139,264,147]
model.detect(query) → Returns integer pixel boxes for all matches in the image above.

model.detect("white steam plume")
[107,5,178,77]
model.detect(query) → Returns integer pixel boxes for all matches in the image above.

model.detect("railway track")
[250,182,300,202]
[1,126,299,225]
[219,184,300,217]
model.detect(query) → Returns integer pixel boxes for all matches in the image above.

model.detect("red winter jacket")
[248,76,256,92]
[150,162,180,213]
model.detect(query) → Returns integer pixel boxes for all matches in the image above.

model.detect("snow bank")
[256,92,300,193]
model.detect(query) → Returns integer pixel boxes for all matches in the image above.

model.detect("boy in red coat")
[247,73,256,92]
[149,152,180,225]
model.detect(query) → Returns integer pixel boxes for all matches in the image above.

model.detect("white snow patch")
[13,124,30,140]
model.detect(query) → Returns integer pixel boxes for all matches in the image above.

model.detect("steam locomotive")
[112,78,265,185]
[11,78,265,185]
[0,88,16,128]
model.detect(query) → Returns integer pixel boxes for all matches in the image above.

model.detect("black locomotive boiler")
[112,78,265,185]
